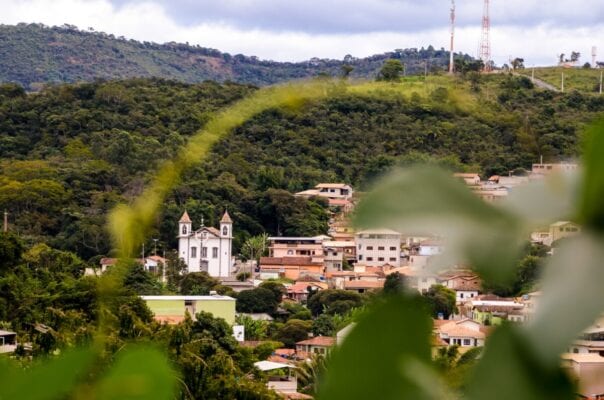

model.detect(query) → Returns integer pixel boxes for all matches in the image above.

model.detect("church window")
[191,247,197,258]
[202,247,208,258]
[212,247,218,258]
[182,225,187,235]
[222,226,228,236]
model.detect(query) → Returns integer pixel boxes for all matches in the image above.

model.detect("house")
[531,221,581,247]
[472,187,509,202]
[561,353,604,398]
[296,336,336,357]
[254,361,311,399]
[286,281,327,302]
[531,162,578,177]
[86,256,166,277]
[178,210,233,278]
[0,330,17,354]
[296,183,353,201]
[439,271,481,302]
[141,295,236,325]
[418,239,444,256]
[387,267,438,294]
[268,236,327,264]
[323,240,356,272]
[355,229,402,267]
[343,280,384,293]
[259,256,324,280]
[465,299,525,324]
[453,173,481,186]
[436,319,486,347]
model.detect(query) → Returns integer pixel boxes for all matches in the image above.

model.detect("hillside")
[0,23,464,90]
[518,66,604,93]
[1,74,603,261]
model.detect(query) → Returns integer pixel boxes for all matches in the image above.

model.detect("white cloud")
[1,0,603,66]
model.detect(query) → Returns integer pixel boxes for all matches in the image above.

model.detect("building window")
[389,257,397,262]
[378,257,384,262]
[182,225,187,235]
[191,247,197,258]
[202,247,208,258]
[367,246,373,250]
[463,339,471,346]
[390,246,397,251]
[223,226,228,236]
[573,348,579,353]
[460,293,464,298]
[367,257,373,261]
[358,255,363,261]
[378,246,384,251]
[212,247,218,258]
[287,250,294,255]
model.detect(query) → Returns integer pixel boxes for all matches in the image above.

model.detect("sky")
[2,0,604,66]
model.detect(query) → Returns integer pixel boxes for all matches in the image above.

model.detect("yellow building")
[141,295,236,325]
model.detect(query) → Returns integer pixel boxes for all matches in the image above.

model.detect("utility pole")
[561,72,565,93]
[531,67,535,83]
[3,210,7,233]
[449,0,456,74]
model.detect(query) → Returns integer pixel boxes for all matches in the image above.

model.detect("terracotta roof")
[275,348,297,356]
[287,282,327,293]
[453,173,480,179]
[316,183,350,189]
[220,210,233,224]
[562,353,604,363]
[260,257,322,267]
[296,336,336,347]
[343,280,384,290]
[433,319,451,328]
[179,210,192,223]
[267,355,292,364]
[154,315,185,324]
[282,392,313,399]
[438,320,486,339]
[100,257,118,266]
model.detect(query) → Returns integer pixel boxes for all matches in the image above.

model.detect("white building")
[355,229,401,267]
[295,183,353,200]
[178,210,233,278]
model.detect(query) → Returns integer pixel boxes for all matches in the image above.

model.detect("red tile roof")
[260,257,322,267]
[296,336,336,347]
[343,280,384,290]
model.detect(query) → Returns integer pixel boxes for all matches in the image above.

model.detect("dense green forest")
[1,74,603,262]
[0,23,464,89]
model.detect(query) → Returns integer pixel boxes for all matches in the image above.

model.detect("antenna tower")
[449,0,456,74]
[592,46,597,67]
[479,0,491,72]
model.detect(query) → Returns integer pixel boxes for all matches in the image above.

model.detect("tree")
[307,289,363,316]
[273,319,312,348]
[383,272,407,295]
[423,284,457,319]
[236,287,279,314]
[570,51,580,62]
[122,262,163,295]
[179,272,220,295]
[235,314,268,340]
[240,233,269,268]
[341,65,354,79]
[377,59,404,82]
[311,314,335,336]
[259,281,286,304]
[511,58,524,70]
[0,233,23,273]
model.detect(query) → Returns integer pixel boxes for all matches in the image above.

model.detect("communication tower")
[478,0,491,72]
[449,0,456,74]
[592,46,597,67]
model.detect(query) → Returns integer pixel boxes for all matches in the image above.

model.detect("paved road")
[512,72,560,92]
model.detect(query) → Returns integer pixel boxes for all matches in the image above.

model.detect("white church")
[178,210,233,278]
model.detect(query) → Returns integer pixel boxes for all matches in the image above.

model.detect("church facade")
[178,210,233,278]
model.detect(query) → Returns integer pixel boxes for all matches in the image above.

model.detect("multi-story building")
[268,236,327,263]
[355,229,401,267]
[178,210,233,278]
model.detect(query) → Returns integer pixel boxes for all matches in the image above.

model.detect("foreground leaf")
[466,325,574,400]
[96,345,177,400]
[0,347,96,400]
[317,295,441,400]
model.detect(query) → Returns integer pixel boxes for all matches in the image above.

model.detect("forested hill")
[0,23,463,90]
[1,75,603,262]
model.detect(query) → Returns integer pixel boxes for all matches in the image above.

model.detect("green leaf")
[0,347,96,400]
[353,166,523,285]
[579,118,604,232]
[96,345,177,400]
[525,234,604,365]
[501,172,579,226]
[317,295,442,400]
[466,325,574,400]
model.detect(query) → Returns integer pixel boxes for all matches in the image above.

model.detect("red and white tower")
[479,0,491,72]
[449,0,456,74]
